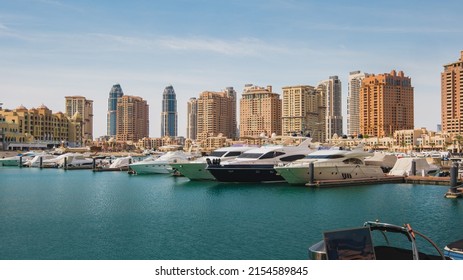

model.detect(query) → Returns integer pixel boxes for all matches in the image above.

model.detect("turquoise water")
[0,167,462,260]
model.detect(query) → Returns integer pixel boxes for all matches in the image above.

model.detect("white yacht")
[388,157,439,176]
[42,153,93,168]
[170,146,256,180]
[23,153,57,167]
[0,152,35,166]
[129,151,195,174]
[0,155,22,166]
[206,138,314,183]
[94,156,133,171]
[274,146,385,185]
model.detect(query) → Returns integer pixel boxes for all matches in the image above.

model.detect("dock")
[93,167,129,172]
[305,175,463,188]
[405,175,460,186]
[64,166,93,170]
[305,176,405,188]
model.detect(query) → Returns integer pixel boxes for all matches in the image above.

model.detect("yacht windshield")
[260,151,285,159]
[209,151,227,157]
[238,153,263,159]
[305,154,345,159]
[225,151,242,157]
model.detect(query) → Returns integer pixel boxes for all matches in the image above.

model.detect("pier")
[305,175,463,189]
[306,176,405,188]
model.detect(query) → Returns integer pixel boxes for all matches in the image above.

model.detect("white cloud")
[156,36,289,56]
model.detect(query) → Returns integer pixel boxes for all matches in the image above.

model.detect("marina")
[0,166,462,260]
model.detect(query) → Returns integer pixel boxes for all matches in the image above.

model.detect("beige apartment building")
[240,84,281,138]
[347,71,370,136]
[317,76,342,140]
[65,96,93,142]
[0,104,82,149]
[186,97,198,140]
[116,95,149,142]
[282,85,325,142]
[441,51,463,134]
[360,70,414,137]
[196,88,237,142]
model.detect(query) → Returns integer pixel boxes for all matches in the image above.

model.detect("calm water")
[0,167,462,260]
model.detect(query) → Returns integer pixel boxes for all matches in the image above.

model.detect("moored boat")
[41,152,93,169]
[274,146,386,185]
[388,157,439,176]
[0,152,35,166]
[129,151,195,174]
[94,156,133,171]
[170,145,256,180]
[206,138,314,183]
[23,153,57,167]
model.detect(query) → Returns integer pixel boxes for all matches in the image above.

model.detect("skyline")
[1,1,463,138]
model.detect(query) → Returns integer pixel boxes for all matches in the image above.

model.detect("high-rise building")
[282,85,326,142]
[347,71,369,136]
[161,85,178,137]
[196,88,237,142]
[107,84,124,137]
[441,51,463,134]
[116,95,149,142]
[239,84,281,138]
[187,97,198,140]
[360,70,414,137]
[65,96,93,141]
[317,76,343,139]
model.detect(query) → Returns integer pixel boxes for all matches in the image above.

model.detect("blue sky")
[1,0,462,138]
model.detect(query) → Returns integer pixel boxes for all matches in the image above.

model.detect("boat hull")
[444,239,463,260]
[444,247,463,260]
[129,163,173,174]
[206,164,284,182]
[0,159,20,166]
[275,164,386,185]
[170,162,215,180]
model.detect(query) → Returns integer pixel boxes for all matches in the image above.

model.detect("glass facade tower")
[161,85,178,137]
[107,84,124,137]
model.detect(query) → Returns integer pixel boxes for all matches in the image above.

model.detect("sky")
[1,0,462,138]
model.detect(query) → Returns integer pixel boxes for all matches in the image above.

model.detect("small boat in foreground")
[309,221,447,260]
[444,239,463,260]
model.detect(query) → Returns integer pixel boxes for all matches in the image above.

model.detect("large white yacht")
[274,146,385,185]
[170,146,257,180]
[206,138,314,183]
[129,151,195,174]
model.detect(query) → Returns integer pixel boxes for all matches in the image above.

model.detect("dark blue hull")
[206,164,284,182]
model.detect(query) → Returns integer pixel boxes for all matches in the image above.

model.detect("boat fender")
[206,158,212,165]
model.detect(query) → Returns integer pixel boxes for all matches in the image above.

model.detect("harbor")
[0,166,462,260]
[2,145,463,260]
